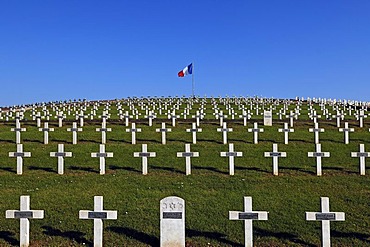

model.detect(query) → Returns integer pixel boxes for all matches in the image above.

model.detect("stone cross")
[239,109,252,126]
[264,143,286,176]
[133,144,156,175]
[278,123,294,144]
[38,122,54,144]
[186,123,202,144]
[50,144,72,174]
[6,195,44,247]
[9,144,31,175]
[176,144,199,175]
[55,111,65,127]
[192,110,203,127]
[306,197,345,247]
[123,111,133,126]
[79,196,117,247]
[145,110,156,126]
[220,143,243,175]
[67,122,83,145]
[91,144,113,175]
[160,196,185,247]
[76,110,85,127]
[309,122,325,144]
[126,123,142,145]
[217,122,233,144]
[338,122,354,144]
[33,112,43,127]
[308,143,330,176]
[333,110,345,127]
[229,196,268,247]
[351,144,369,175]
[286,111,295,127]
[11,119,26,144]
[356,110,367,128]
[168,110,180,127]
[248,122,264,144]
[156,122,172,145]
[96,120,112,144]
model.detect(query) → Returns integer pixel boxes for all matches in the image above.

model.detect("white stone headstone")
[160,196,185,247]
[263,110,272,126]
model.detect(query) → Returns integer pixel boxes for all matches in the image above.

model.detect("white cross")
[177,143,199,175]
[351,143,370,175]
[96,120,112,144]
[278,123,294,144]
[333,110,345,127]
[145,110,156,126]
[33,112,43,127]
[11,119,26,144]
[122,111,133,126]
[229,196,268,247]
[156,122,172,144]
[6,195,44,247]
[286,111,295,127]
[264,143,286,176]
[338,122,354,144]
[55,111,65,127]
[309,110,321,123]
[79,196,117,247]
[192,110,203,126]
[217,122,233,144]
[67,122,83,145]
[308,143,330,176]
[75,110,85,127]
[220,143,243,175]
[134,144,156,175]
[126,123,142,145]
[38,122,54,144]
[91,144,113,175]
[239,109,252,126]
[186,123,202,144]
[50,144,72,174]
[248,122,264,144]
[355,110,367,127]
[306,197,345,247]
[309,122,325,144]
[168,110,180,127]
[9,144,31,175]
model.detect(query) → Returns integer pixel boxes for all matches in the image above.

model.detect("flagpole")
[192,62,195,99]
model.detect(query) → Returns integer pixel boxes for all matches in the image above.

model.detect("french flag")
[178,63,193,77]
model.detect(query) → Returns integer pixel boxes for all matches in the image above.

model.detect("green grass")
[0,100,369,246]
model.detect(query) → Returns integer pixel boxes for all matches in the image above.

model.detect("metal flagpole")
[192,62,195,99]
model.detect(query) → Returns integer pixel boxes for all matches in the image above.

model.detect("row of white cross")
[5,195,345,247]
[8,143,369,176]
[9,120,365,145]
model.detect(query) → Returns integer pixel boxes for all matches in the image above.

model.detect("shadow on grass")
[0,139,16,144]
[167,138,188,143]
[0,230,18,246]
[289,139,311,144]
[279,166,316,175]
[229,138,250,143]
[193,166,229,175]
[324,166,358,174]
[235,166,270,174]
[0,167,15,173]
[42,226,93,246]
[23,139,43,144]
[254,227,316,247]
[151,165,184,174]
[186,228,243,247]
[108,139,132,144]
[107,226,159,246]
[28,166,56,173]
[137,138,162,144]
[50,139,69,144]
[332,230,370,244]
[79,139,102,144]
[69,166,99,173]
[197,139,224,144]
[109,165,141,173]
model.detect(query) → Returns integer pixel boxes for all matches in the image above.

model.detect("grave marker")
[38,122,54,144]
[338,122,354,144]
[133,144,156,175]
[308,144,330,176]
[50,144,72,174]
[248,122,264,144]
[278,123,294,144]
[186,123,202,144]
[264,143,286,176]
[79,196,117,247]
[309,123,325,144]
[67,122,83,145]
[306,197,345,247]
[217,122,233,144]
[6,195,44,247]
[96,120,112,144]
[9,144,31,175]
[176,144,199,175]
[126,123,142,145]
[91,144,113,175]
[160,196,185,247]
[156,122,172,145]
[351,144,369,175]
[220,143,242,175]
[229,196,268,247]
[11,119,26,144]
[263,110,272,126]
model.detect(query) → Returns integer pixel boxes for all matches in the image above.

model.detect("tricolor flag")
[178,63,193,77]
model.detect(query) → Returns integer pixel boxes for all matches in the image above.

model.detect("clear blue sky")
[1,1,369,106]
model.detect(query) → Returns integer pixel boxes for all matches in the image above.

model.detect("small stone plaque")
[313,153,325,157]
[252,129,260,132]
[96,153,108,158]
[14,153,25,157]
[55,152,67,157]
[139,153,151,157]
[182,153,194,157]
[357,152,369,157]
[239,212,258,220]
[163,212,182,219]
[88,212,107,219]
[315,213,336,220]
[160,128,167,132]
[269,152,282,157]
[226,152,237,157]
[14,211,33,218]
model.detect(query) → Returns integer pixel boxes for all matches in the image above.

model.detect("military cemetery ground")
[0,96,369,246]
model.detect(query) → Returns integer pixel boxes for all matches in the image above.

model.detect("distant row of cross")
[8,142,369,176]
[8,117,370,146]
[5,195,344,247]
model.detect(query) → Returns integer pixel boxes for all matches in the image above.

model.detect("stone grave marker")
[126,123,142,145]
[9,144,31,175]
[176,144,199,175]
[133,144,156,175]
[50,144,72,174]
[264,143,286,176]
[309,123,325,144]
[67,122,83,145]
[156,122,172,145]
[248,122,264,144]
[263,110,272,126]
[351,143,369,175]
[38,122,54,144]
[96,119,112,144]
[91,144,113,175]
[338,122,354,144]
[186,123,202,144]
[308,143,330,176]
[220,143,242,175]
[217,122,233,144]
[278,123,294,144]
[11,118,26,144]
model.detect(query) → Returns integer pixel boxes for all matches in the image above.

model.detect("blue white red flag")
[178,63,193,77]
